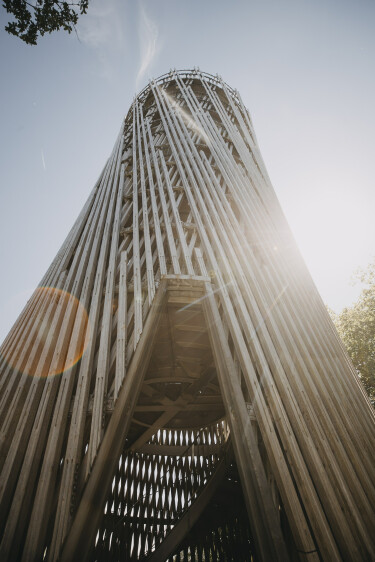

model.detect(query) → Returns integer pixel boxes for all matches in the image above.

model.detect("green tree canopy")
[3,0,89,45]
[329,260,375,406]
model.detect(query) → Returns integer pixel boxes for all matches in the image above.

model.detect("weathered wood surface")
[0,69,374,562]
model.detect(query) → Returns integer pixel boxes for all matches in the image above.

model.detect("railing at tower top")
[127,69,242,116]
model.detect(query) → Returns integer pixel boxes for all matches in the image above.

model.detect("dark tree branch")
[3,0,89,45]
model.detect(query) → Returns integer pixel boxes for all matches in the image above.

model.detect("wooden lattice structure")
[0,69,374,562]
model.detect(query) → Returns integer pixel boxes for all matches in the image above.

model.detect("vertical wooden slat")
[115,251,128,399]
[86,158,125,472]
[20,136,123,562]
[0,158,112,544]
[60,281,167,562]
[145,119,181,275]
[45,139,124,562]
[136,103,155,304]
[132,102,143,349]
[159,150,194,276]
[150,80,344,561]
[139,105,167,276]
[196,248,293,562]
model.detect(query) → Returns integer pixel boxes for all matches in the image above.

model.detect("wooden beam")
[60,281,167,562]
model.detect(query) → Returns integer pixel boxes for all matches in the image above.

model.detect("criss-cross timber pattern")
[0,69,374,562]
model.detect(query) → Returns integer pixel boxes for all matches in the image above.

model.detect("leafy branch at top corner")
[3,0,89,45]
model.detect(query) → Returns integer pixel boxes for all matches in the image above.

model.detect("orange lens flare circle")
[2,287,90,378]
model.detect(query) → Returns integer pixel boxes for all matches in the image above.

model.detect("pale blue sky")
[0,0,374,342]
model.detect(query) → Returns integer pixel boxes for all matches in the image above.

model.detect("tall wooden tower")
[0,69,374,562]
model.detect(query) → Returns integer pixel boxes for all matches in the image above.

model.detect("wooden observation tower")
[0,69,374,561]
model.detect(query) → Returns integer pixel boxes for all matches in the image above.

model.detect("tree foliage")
[329,260,375,406]
[3,0,89,45]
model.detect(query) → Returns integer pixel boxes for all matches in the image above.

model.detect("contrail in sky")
[41,149,46,171]
[136,3,158,91]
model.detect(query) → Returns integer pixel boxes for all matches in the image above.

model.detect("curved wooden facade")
[0,69,374,561]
